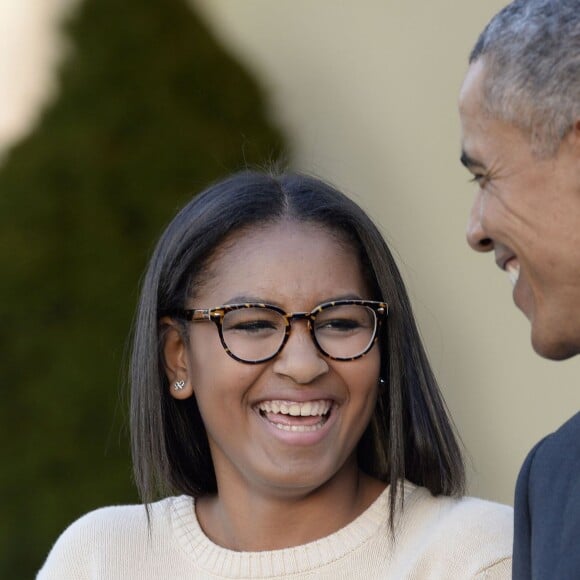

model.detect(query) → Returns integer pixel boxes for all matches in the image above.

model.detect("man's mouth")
[505,259,520,287]
[255,400,333,432]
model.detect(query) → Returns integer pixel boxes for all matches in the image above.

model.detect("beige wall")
[192,0,580,505]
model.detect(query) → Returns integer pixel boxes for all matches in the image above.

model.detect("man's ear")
[570,118,580,150]
[160,316,194,400]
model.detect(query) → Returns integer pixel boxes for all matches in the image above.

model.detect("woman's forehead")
[193,221,369,306]
[209,220,356,267]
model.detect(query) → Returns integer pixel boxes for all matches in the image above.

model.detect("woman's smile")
[253,398,338,443]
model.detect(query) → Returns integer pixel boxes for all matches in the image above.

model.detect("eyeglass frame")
[174,299,388,364]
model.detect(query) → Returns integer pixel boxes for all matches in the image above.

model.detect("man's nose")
[272,323,329,384]
[466,193,494,253]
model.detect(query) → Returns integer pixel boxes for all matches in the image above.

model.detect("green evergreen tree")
[0,0,284,575]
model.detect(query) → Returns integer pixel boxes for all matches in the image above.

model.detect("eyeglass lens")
[220,304,377,362]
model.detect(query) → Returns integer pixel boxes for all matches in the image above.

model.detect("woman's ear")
[160,316,194,400]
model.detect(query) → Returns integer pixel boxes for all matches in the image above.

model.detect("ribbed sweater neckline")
[170,484,401,578]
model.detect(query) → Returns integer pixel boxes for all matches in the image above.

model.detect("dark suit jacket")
[513,412,580,579]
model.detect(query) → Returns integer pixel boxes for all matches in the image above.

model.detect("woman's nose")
[272,324,329,384]
[466,193,494,253]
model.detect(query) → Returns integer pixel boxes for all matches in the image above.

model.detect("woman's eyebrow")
[224,294,270,305]
[222,293,365,307]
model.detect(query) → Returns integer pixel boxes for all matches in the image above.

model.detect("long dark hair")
[130,170,465,524]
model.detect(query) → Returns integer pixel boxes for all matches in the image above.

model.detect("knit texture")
[38,482,512,579]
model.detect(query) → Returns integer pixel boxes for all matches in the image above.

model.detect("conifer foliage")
[0,0,284,575]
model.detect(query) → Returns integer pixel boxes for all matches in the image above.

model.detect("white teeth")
[257,400,332,416]
[273,421,325,432]
[506,262,520,287]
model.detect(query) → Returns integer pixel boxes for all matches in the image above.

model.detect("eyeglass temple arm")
[185,309,213,321]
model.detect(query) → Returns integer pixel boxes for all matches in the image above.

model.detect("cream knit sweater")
[38,482,512,579]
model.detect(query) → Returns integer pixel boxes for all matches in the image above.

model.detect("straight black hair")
[130,170,465,525]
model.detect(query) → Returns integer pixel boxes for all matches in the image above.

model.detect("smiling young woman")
[38,171,513,579]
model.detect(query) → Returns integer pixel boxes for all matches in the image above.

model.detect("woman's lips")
[254,399,334,433]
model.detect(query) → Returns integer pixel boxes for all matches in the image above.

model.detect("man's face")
[459,59,580,360]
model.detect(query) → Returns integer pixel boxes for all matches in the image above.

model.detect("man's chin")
[530,326,580,361]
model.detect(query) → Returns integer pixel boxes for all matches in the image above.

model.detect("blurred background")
[1,0,579,576]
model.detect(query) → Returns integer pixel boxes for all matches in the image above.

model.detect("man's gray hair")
[470,0,580,156]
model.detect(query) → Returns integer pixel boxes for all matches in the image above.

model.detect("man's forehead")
[459,59,487,115]
[458,59,497,167]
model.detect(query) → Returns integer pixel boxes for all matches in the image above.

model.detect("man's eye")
[469,173,489,187]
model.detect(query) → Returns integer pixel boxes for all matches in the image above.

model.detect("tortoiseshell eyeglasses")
[177,299,388,364]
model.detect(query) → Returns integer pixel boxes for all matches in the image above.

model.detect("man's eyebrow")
[460,150,486,170]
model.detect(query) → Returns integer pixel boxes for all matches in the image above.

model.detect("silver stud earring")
[378,377,386,388]
[173,379,186,391]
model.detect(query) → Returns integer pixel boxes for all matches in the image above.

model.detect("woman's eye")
[317,319,360,332]
[231,321,277,333]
